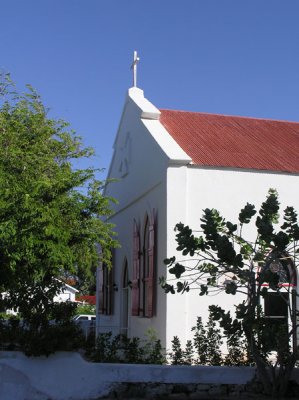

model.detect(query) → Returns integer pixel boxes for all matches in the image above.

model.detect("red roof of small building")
[76,295,96,305]
[159,110,299,173]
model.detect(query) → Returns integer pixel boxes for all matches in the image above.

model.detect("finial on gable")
[131,50,140,87]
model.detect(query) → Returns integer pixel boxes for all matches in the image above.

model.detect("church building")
[96,66,299,351]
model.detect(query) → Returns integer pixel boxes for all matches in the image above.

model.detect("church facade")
[96,86,299,351]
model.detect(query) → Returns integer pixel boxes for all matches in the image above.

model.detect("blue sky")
[1,1,299,179]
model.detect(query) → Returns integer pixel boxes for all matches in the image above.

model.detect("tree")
[161,189,299,398]
[192,315,223,366]
[0,74,117,338]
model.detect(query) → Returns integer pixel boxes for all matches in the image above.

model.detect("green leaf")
[161,282,175,294]
[199,284,208,296]
[175,223,205,256]
[273,231,289,251]
[224,280,237,295]
[238,203,256,224]
[164,256,176,266]
[226,221,237,234]
[169,263,185,279]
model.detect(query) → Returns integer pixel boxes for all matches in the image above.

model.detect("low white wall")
[0,351,298,400]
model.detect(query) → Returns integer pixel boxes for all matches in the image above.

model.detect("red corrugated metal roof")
[159,110,299,173]
[76,295,96,305]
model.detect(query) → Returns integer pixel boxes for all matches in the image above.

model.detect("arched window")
[132,220,140,316]
[131,212,156,318]
[120,258,129,335]
[263,251,296,286]
[98,251,115,315]
[261,251,297,350]
[142,216,150,317]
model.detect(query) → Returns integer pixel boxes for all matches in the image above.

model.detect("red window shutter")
[132,220,140,316]
[98,265,105,314]
[106,249,115,315]
[147,212,155,318]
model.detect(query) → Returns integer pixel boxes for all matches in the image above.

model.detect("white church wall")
[163,165,299,350]
[105,90,167,210]
[187,167,299,229]
[164,165,190,350]
[99,183,168,344]
[99,90,173,343]
[100,85,299,353]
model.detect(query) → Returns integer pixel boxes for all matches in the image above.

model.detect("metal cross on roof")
[131,50,140,87]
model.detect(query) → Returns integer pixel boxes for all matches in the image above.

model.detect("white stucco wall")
[98,88,172,343]
[2,351,299,400]
[99,182,168,343]
[0,351,260,400]
[165,165,299,349]
[105,88,170,208]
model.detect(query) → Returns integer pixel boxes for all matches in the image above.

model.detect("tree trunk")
[246,329,296,398]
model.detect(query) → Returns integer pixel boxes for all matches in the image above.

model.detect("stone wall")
[105,381,299,399]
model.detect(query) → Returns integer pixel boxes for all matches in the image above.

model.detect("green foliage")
[192,316,222,366]
[224,333,252,366]
[168,311,248,366]
[169,262,186,279]
[238,203,256,224]
[0,316,22,350]
[161,190,299,397]
[92,332,119,362]
[255,189,279,244]
[200,208,225,241]
[91,332,166,364]
[183,340,194,365]
[89,318,248,367]
[281,207,299,240]
[0,74,118,352]
[175,223,205,256]
[21,321,85,357]
[0,302,85,356]
[169,336,185,365]
[75,303,96,315]
[142,327,166,364]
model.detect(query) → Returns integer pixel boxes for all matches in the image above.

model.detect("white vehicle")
[73,315,96,338]
[73,314,96,322]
